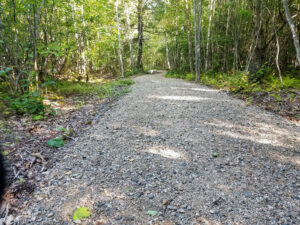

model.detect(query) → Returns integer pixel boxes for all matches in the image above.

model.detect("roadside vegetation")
[166,69,300,120]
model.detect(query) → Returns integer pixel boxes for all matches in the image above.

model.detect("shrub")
[8,92,45,115]
[185,73,196,81]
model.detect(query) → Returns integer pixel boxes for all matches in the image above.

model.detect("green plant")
[47,136,65,148]
[8,92,46,115]
[50,80,101,96]
[32,115,44,121]
[118,79,135,86]
[99,79,134,99]
[72,207,91,221]
[185,73,196,81]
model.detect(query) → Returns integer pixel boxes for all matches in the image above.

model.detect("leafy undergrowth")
[0,77,134,209]
[166,70,300,121]
[49,78,134,98]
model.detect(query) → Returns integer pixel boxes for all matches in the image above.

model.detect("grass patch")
[49,79,134,98]
[98,79,134,99]
[49,80,102,97]
[165,70,187,79]
[165,71,196,81]
[199,72,300,93]
[166,69,300,96]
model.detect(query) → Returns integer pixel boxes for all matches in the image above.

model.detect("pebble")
[148,194,154,199]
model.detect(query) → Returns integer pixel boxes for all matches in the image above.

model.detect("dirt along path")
[15,71,300,224]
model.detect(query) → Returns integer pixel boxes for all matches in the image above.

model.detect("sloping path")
[20,71,299,224]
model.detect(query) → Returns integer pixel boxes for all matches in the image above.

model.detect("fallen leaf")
[212,153,219,158]
[147,210,158,216]
[2,150,9,156]
[72,207,91,221]
[163,199,168,205]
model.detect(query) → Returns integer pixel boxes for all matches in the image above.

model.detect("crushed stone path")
[19,71,300,224]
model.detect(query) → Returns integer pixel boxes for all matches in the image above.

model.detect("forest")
[1,0,300,103]
[0,0,300,224]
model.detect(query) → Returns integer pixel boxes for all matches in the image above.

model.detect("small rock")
[163,199,168,205]
[178,209,185,213]
[148,194,154,199]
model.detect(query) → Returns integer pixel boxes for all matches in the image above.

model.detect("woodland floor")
[1,71,300,224]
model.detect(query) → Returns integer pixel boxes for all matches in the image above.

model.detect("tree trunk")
[33,0,45,90]
[266,6,283,87]
[223,4,230,71]
[70,0,80,76]
[205,0,214,72]
[245,0,264,76]
[165,32,171,70]
[125,4,134,71]
[116,0,124,78]
[137,0,144,72]
[184,0,194,73]
[282,0,300,65]
[80,3,87,81]
[194,0,202,82]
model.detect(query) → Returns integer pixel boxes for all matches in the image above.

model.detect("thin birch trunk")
[125,5,134,71]
[80,3,87,80]
[185,0,194,73]
[194,0,202,82]
[116,0,124,77]
[70,0,80,75]
[282,0,300,65]
[164,1,171,70]
[137,0,144,72]
[244,0,263,73]
[165,32,171,70]
[223,3,230,71]
[266,6,283,87]
[205,0,214,72]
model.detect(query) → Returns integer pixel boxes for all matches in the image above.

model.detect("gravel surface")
[15,71,300,224]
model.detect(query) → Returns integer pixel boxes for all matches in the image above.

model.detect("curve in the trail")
[20,71,300,225]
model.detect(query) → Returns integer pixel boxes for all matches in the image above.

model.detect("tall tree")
[282,0,300,65]
[194,0,203,82]
[137,0,144,72]
[116,0,124,77]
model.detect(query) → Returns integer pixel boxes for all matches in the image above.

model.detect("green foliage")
[168,69,300,96]
[47,136,65,148]
[165,70,187,79]
[185,73,196,81]
[8,92,46,115]
[32,115,44,121]
[264,75,300,91]
[125,70,139,77]
[72,207,91,221]
[50,79,134,98]
[199,72,251,93]
[50,80,101,96]
[118,79,135,86]
[98,79,134,99]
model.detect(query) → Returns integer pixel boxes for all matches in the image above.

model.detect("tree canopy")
[0,0,299,96]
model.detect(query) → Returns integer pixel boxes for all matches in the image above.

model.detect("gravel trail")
[19,71,300,224]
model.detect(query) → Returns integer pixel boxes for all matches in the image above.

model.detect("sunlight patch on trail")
[269,153,300,166]
[148,95,209,101]
[134,126,160,137]
[145,146,186,159]
[171,87,218,92]
[205,120,300,148]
